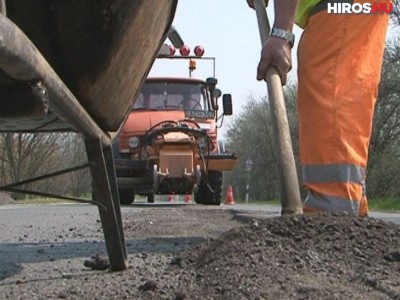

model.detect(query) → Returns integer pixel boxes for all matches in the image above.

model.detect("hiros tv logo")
[327,2,393,14]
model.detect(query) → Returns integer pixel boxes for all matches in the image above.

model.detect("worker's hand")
[246,0,269,9]
[257,36,292,85]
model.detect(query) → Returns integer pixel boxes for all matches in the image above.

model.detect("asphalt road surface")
[0,202,399,299]
[0,202,398,271]
[0,203,270,279]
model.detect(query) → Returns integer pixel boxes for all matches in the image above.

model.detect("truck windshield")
[132,82,210,111]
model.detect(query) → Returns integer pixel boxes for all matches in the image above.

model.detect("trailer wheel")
[147,193,155,203]
[119,188,135,205]
[194,171,223,205]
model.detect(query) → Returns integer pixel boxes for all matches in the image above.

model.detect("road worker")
[247,0,391,216]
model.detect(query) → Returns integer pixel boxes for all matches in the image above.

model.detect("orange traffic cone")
[184,194,192,204]
[225,185,235,205]
[167,194,174,202]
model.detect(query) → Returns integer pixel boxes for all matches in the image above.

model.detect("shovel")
[253,0,303,215]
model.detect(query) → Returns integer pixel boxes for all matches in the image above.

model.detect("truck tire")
[147,193,155,203]
[194,171,223,205]
[119,188,135,205]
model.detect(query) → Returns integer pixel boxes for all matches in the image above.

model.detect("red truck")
[112,44,237,205]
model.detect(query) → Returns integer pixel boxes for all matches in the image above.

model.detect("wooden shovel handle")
[253,0,303,215]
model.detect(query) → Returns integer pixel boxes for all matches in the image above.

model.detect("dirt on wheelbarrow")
[1,206,400,299]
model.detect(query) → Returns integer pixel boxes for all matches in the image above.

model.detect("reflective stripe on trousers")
[297,1,390,216]
[302,164,366,214]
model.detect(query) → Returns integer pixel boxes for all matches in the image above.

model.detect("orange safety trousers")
[297,1,390,216]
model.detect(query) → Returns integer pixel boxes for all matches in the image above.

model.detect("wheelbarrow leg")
[103,143,127,260]
[85,139,128,271]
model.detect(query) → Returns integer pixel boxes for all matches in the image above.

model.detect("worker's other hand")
[257,36,292,85]
[246,0,269,9]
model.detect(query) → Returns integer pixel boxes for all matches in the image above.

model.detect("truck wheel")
[147,193,155,203]
[118,189,135,205]
[194,171,223,205]
[209,171,223,204]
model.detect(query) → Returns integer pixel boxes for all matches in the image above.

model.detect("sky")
[148,1,398,137]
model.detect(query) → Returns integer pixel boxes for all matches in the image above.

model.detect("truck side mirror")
[222,94,233,116]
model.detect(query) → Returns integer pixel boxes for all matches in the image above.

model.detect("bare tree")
[0,133,61,198]
[0,132,91,200]
[224,83,299,201]
[368,38,400,198]
[391,0,400,27]
[57,133,91,197]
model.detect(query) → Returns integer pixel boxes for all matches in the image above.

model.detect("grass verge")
[368,198,400,212]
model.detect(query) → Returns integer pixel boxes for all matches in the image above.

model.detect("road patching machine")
[113,42,238,205]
